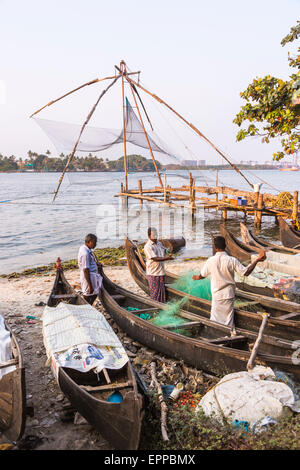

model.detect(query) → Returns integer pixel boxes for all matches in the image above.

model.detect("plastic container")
[107,391,123,403]
[169,382,184,401]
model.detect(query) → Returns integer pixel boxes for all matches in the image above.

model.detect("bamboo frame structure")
[125,74,254,189]
[120,61,128,191]
[30,71,141,118]
[127,77,163,187]
[52,75,121,201]
[32,59,298,210]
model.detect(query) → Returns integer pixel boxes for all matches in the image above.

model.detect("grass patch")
[139,394,300,450]
[1,245,135,278]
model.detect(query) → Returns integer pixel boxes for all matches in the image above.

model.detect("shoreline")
[0,244,207,278]
[1,259,299,450]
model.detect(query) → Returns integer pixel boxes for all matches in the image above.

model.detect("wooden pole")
[292,190,298,222]
[30,76,119,118]
[255,193,263,229]
[126,75,254,189]
[126,78,163,187]
[222,196,227,221]
[30,70,141,118]
[138,179,143,205]
[52,75,121,201]
[121,61,128,192]
[216,170,219,202]
[247,313,269,370]
[164,174,167,203]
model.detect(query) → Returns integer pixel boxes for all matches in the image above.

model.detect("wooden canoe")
[219,224,260,264]
[125,237,300,341]
[279,217,300,249]
[240,222,300,254]
[159,237,186,253]
[219,225,300,277]
[99,266,300,382]
[46,264,143,450]
[0,320,26,442]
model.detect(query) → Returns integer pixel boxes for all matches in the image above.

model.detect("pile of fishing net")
[149,297,191,335]
[271,191,293,209]
[170,272,212,301]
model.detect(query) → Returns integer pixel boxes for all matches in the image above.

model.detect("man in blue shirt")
[78,234,103,305]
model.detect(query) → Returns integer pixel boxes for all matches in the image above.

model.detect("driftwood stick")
[247,312,269,370]
[149,362,169,442]
[102,368,111,384]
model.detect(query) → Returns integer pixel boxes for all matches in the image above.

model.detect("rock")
[39,416,56,427]
[73,438,90,450]
[126,350,136,358]
[57,394,64,402]
[30,419,39,427]
[126,344,138,354]
[74,412,89,425]
[36,351,41,357]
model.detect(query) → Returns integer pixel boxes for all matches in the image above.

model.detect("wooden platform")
[115,176,299,228]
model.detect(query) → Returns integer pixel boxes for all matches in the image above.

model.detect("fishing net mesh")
[171,272,212,301]
[34,98,181,165]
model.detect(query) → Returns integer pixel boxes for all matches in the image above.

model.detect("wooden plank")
[52,294,78,300]
[131,308,159,313]
[111,294,126,302]
[103,368,111,384]
[277,311,300,321]
[81,381,133,393]
[161,321,203,330]
[207,335,247,345]
[0,359,18,370]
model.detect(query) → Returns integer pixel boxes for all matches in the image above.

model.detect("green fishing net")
[171,271,212,301]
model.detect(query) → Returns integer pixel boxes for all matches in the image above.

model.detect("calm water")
[0,169,298,274]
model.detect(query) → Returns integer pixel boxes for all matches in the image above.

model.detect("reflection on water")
[0,170,298,274]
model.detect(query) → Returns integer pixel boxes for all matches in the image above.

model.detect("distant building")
[181,160,198,167]
[181,159,206,167]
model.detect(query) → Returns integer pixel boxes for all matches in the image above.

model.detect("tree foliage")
[234,22,300,160]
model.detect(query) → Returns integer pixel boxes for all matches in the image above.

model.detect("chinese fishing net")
[34,98,181,165]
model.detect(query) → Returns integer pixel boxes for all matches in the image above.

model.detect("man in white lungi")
[192,236,266,332]
[144,227,174,303]
[78,233,103,305]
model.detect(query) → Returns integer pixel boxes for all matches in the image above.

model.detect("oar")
[247,312,270,371]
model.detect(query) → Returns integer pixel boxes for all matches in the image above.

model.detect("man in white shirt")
[78,233,103,305]
[143,227,173,303]
[192,235,266,330]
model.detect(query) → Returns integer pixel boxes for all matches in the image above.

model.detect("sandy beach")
[0,260,203,450]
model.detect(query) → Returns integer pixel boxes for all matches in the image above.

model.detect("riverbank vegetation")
[0,151,161,172]
[234,22,300,161]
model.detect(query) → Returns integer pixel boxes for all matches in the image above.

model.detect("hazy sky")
[0,0,299,164]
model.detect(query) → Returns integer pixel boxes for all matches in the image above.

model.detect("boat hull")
[46,268,143,450]
[125,237,300,341]
[279,217,300,249]
[0,327,26,443]
[100,267,300,381]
